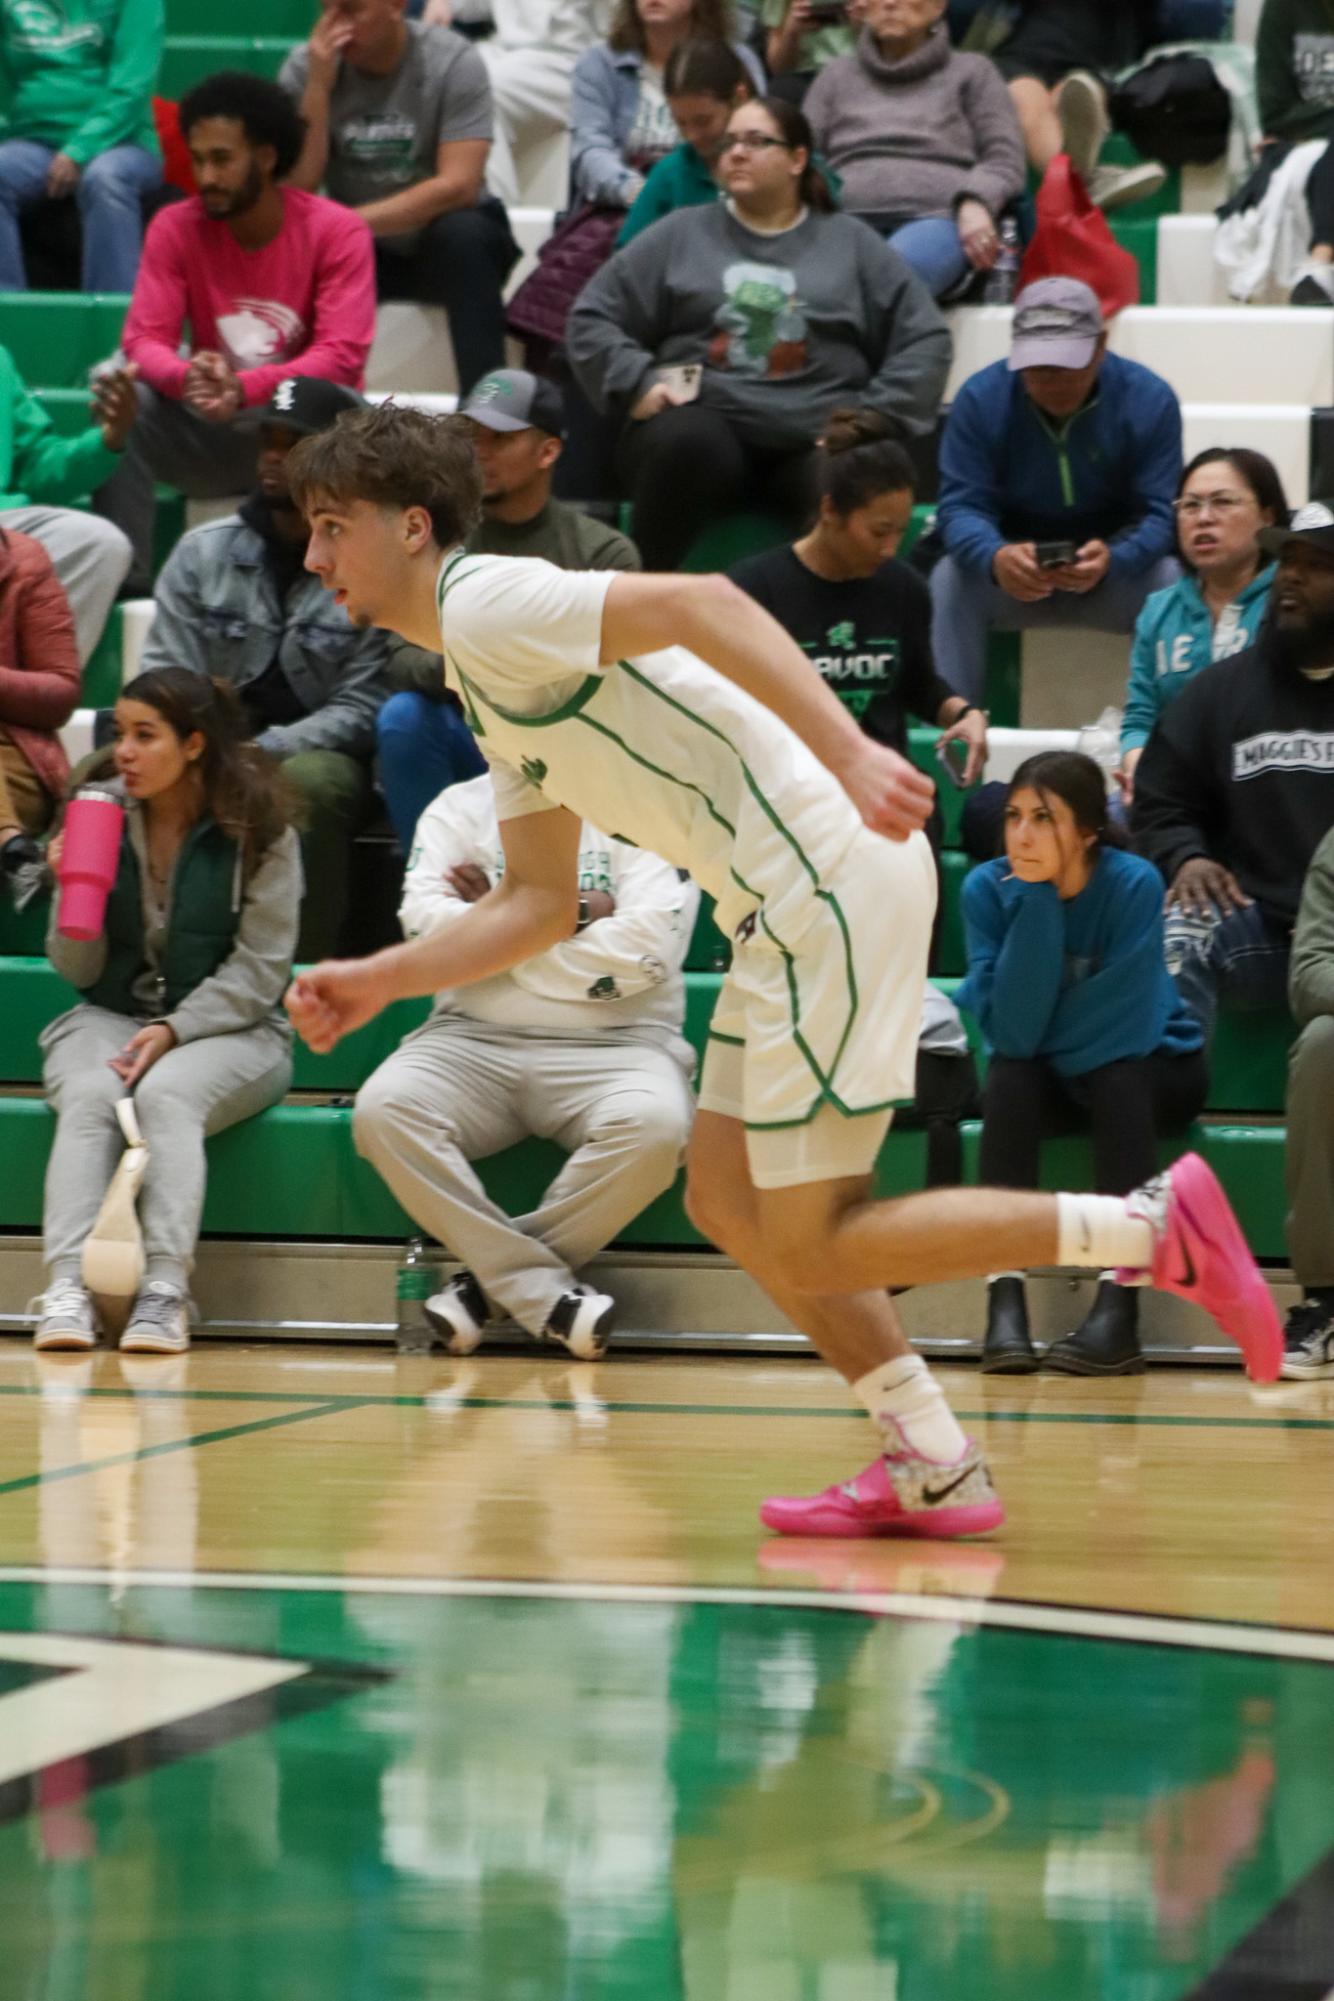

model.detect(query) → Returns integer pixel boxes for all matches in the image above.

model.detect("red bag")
[152,98,197,196]
[1019,154,1140,319]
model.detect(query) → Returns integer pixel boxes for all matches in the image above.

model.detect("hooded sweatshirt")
[1257,0,1334,143]
[1130,631,1334,927]
[1121,563,1276,754]
[0,0,161,162]
[803,21,1025,223]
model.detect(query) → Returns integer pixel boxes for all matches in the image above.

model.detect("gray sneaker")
[1281,1298,1334,1379]
[32,1281,98,1352]
[1056,69,1110,182]
[1089,160,1168,213]
[120,1281,191,1355]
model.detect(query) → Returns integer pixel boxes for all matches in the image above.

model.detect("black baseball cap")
[1259,500,1334,562]
[460,369,566,439]
[246,376,366,435]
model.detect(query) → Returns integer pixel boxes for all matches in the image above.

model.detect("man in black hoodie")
[1132,502,1334,1033]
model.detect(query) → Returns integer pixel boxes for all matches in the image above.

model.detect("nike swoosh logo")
[922,1468,974,1507]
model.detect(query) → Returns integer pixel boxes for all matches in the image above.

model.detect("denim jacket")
[570,40,765,207]
[139,512,392,760]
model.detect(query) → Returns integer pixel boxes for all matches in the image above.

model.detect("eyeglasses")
[1172,493,1254,519]
[720,133,792,154]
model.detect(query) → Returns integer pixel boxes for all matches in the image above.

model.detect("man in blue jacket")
[930,277,1182,705]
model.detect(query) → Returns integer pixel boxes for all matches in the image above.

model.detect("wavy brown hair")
[610,0,734,55]
[117,667,297,869]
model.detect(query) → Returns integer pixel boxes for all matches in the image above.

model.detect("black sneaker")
[1291,273,1334,308]
[540,1286,615,1361]
[1280,1296,1334,1379]
[1045,1279,1145,1376]
[0,833,45,911]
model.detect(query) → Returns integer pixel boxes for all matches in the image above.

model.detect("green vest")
[84,817,243,1019]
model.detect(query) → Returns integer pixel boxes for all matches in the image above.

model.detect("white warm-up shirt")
[435,550,866,944]
[400,774,698,1047]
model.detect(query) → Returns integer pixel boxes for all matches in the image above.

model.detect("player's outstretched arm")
[286,805,583,1052]
[600,572,935,841]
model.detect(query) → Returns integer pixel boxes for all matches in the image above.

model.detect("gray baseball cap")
[460,368,566,439]
[1008,278,1105,373]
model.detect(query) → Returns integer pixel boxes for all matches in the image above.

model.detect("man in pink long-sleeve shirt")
[97,69,376,581]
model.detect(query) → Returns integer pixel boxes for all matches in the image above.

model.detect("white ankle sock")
[1056,1194,1154,1273]
[855,1354,968,1465]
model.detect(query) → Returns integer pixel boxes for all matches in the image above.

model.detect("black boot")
[1045,1279,1145,1375]
[980,1274,1038,1374]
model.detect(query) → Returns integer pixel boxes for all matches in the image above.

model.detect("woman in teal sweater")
[959,751,1206,1377]
[618,39,753,245]
[0,0,163,293]
[1119,447,1285,800]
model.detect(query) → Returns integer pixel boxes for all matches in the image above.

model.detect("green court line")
[0,1398,358,1498]
[0,1380,1329,1431]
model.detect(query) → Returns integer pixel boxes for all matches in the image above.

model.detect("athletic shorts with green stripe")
[434,549,936,1188]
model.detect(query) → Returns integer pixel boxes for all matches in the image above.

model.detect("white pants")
[479,43,577,207]
[354,1015,694,1333]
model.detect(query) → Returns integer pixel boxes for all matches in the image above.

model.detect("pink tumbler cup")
[57,787,125,941]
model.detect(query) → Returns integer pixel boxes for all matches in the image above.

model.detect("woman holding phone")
[33,667,301,1355]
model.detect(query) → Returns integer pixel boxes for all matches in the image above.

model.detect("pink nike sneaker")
[1119,1152,1283,1384]
[760,1426,1004,1540]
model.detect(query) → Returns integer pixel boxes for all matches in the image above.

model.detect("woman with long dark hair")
[567,94,951,568]
[33,666,302,1355]
[959,749,1207,1376]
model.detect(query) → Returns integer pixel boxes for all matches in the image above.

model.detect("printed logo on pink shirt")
[215,299,306,370]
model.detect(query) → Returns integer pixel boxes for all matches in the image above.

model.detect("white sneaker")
[1057,69,1110,182]
[32,1281,98,1352]
[424,1270,489,1356]
[1089,160,1167,212]
[539,1285,615,1361]
[120,1281,190,1355]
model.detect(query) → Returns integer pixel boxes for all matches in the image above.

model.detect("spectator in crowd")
[1131,503,1334,1036]
[992,2,1166,209]
[354,772,698,1358]
[0,0,164,295]
[762,0,857,103]
[730,407,986,775]
[618,39,753,243]
[931,278,1181,707]
[283,0,518,394]
[0,340,135,664]
[379,368,639,850]
[98,72,376,585]
[465,0,609,209]
[803,0,1025,300]
[32,666,301,1355]
[1119,448,1284,802]
[1255,0,1334,304]
[571,0,764,212]
[138,377,391,961]
[1282,820,1334,1375]
[0,531,81,910]
[959,750,1206,1375]
[567,96,951,570]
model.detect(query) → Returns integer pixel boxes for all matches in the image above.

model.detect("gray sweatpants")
[3,503,132,666]
[94,382,261,583]
[353,1015,695,1334]
[1286,1014,1334,1290]
[41,1004,292,1291]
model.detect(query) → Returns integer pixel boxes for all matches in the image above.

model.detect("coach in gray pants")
[353,773,698,1359]
[1283,824,1334,1376]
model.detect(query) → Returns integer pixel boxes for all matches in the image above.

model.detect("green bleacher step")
[0,293,129,387]
[159,36,292,96]
[166,0,312,40]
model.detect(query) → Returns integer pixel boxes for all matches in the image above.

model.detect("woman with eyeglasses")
[566,95,951,570]
[1117,448,1287,803]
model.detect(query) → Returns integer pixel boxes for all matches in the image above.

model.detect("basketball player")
[283,405,1281,1541]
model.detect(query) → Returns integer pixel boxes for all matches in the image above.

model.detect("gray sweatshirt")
[566,201,952,448]
[803,23,1025,223]
[48,786,302,1046]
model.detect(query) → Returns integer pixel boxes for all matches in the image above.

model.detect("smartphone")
[935,738,969,791]
[656,363,702,402]
[804,1,848,21]
[1034,539,1078,568]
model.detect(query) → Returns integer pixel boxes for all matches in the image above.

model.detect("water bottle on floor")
[395,1238,438,1354]
[984,218,1022,306]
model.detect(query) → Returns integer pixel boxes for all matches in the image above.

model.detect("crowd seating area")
[0,0,1314,1327]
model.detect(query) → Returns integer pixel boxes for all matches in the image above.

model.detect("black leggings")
[1307,141,1334,250]
[615,402,816,571]
[978,1050,1209,1197]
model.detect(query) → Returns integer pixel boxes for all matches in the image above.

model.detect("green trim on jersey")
[456,663,606,729]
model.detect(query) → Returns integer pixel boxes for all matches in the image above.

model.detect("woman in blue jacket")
[1119,447,1286,799]
[959,750,1206,1376]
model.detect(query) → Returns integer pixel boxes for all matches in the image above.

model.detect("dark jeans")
[1163,898,1292,1038]
[375,199,519,394]
[978,1049,1209,1196]
[1305,140,1334,250]
[615,403,816,571]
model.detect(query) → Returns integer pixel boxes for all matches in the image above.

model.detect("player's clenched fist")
[839,740,935,842]
[286,961,386,1052]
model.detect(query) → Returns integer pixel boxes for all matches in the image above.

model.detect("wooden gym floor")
[0,1338,1331,1999]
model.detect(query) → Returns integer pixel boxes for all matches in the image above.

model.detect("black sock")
[0,833,40,873]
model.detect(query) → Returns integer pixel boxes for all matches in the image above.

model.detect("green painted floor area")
[0,1582,1329,2000]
